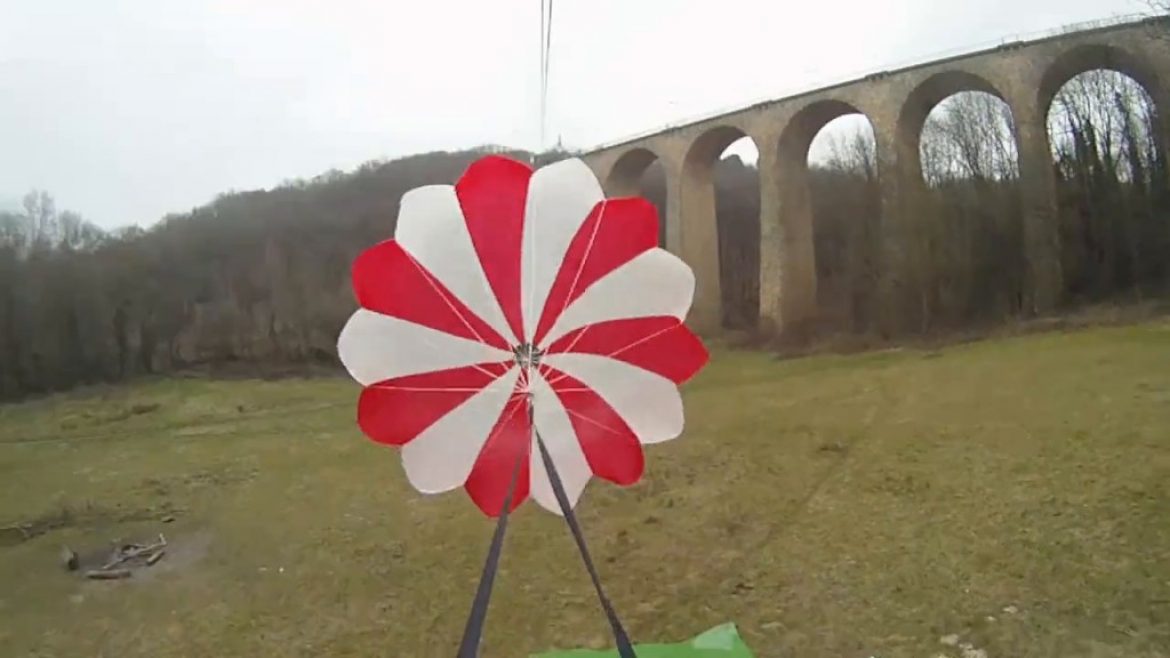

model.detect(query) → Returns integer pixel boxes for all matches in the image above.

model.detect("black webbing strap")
[534,428,638,658]
[455,452,524,658]
[455,412,637,658]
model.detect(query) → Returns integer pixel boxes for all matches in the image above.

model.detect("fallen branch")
[101,534,168,570]
[86,569,131,580]
[146,550,165,566]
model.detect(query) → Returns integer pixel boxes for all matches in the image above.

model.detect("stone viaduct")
[579,17,1170,336]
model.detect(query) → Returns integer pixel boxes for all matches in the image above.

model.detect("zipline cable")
[541,0,553,153]
[539,0,546,155]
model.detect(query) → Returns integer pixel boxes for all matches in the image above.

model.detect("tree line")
[1,70,1166,400]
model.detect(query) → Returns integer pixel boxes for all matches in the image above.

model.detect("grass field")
[2,321,1169,658]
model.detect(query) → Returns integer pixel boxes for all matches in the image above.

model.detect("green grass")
[2,321,1170,657]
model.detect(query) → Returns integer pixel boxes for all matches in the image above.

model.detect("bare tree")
[921,92,1019,185]
[825,128,877,179]
[21,190,56,248]
[1046,68,1168,298]
[1048,70,1158,184]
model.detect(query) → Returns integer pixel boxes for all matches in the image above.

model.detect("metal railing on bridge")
[583,12,1157,154]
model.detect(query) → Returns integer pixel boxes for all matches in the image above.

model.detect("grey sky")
[0,0,1146,228]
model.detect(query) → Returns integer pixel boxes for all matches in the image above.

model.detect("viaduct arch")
[582,17,1170,336]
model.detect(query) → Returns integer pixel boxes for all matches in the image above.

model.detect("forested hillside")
[0,147,535,397]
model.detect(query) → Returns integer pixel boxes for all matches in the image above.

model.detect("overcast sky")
[0,0,1146,228]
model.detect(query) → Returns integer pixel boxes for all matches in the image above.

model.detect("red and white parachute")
[336,155,708,517]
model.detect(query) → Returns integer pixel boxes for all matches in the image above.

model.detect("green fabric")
[530,623,755,657]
